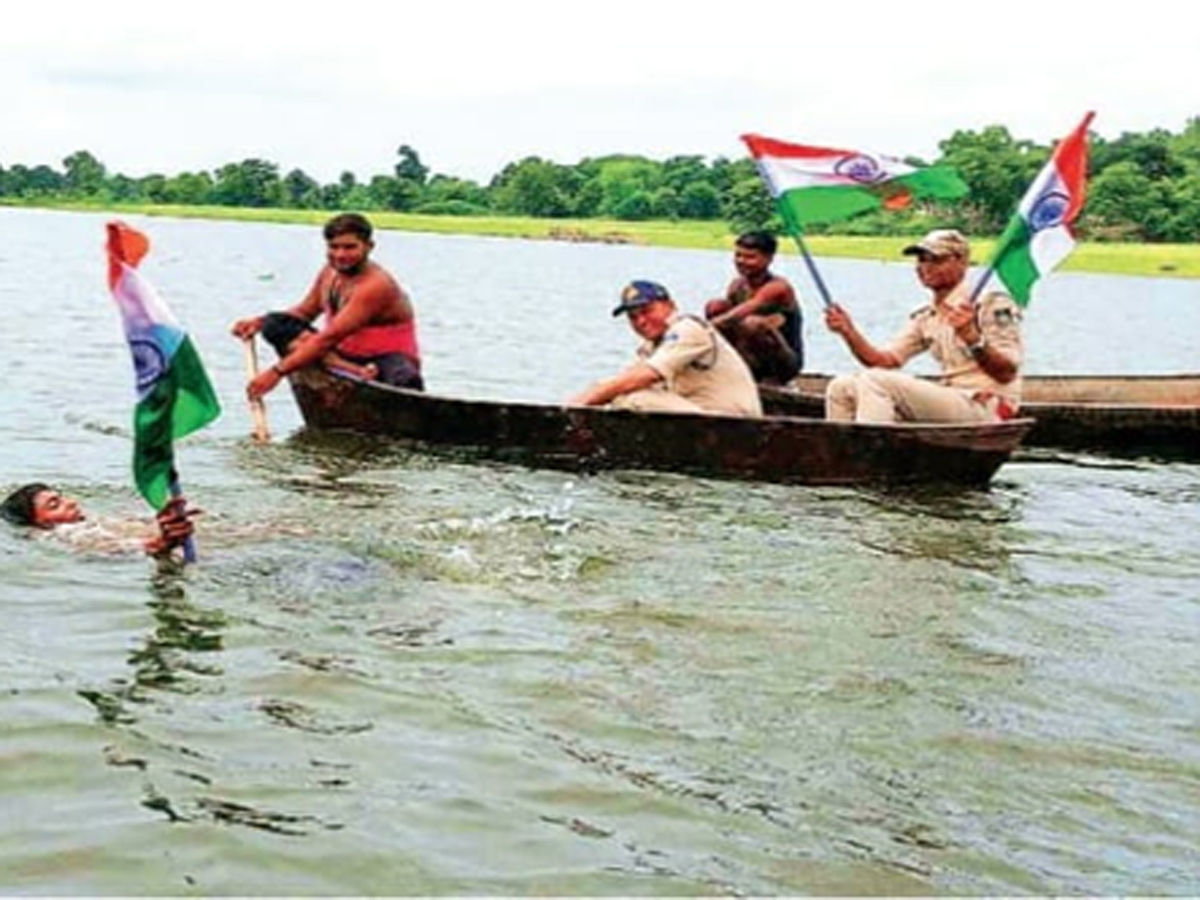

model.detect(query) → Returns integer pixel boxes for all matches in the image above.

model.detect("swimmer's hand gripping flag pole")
[105,221,221,562]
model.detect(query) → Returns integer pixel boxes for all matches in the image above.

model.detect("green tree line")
[3,119,1199,241]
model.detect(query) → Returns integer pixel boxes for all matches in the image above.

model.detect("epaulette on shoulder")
[909,304,934,320]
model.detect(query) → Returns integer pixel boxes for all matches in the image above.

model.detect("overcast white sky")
[2,0,1194,184]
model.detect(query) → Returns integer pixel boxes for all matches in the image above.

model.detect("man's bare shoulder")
[351,263,402,300]
[763,274,796,301]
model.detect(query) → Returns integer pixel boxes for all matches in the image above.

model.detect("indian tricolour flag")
[990,112,1094,306]
[741,134,968,228]
[106,222,220,511]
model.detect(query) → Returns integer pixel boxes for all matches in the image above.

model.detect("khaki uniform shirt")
[638,314,763,416]
[884,283,1023,404]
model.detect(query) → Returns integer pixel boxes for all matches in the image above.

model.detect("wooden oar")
[242,337,271,443]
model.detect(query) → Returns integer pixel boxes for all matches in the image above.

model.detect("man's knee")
[825,373,859,421]
[260,312,314,356]
[741,314,785,335]
[827,373,859,399]
[704,299,733,320]
[374,354,424,391]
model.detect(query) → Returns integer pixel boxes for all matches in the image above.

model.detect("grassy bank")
[14,200,1200,279]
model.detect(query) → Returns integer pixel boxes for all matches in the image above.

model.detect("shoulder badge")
[982,291,1021,326]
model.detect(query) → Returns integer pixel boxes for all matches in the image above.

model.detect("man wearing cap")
[823,228,1022,424]
[569,280,762,417]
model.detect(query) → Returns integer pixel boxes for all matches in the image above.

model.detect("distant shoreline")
[7,200,1197,279]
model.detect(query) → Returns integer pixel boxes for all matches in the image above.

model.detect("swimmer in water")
[1,483,195,558]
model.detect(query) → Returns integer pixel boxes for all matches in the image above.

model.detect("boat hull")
[761,373,1200,459]
[288,369,1031,487]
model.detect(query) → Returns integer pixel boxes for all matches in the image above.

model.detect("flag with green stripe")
[741,133,968,227]
[991,112,1094,306]
[106,222,220,510]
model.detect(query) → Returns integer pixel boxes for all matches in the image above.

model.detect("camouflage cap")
[902,228,969,259]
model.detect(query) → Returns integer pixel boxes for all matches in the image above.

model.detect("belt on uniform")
[972,391,1018,421]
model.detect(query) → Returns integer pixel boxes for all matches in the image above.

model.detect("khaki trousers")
[611,389,705,414]
[826,369,996,424]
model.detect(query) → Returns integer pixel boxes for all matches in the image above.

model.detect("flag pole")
[967,263,997,305]
[787,230,833,310]
[968,206,1025,304]
[168,471,196,564]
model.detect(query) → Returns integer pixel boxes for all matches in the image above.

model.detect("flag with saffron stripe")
[741,134,969,228]
[989,112,1094,306]
[105,222,220,511]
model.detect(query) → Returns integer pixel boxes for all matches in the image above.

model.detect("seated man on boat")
[231,213,423,400]
[1,483,195,558]
[823,229,1022,424]
[569,280,762,417]
[704,231,803,385]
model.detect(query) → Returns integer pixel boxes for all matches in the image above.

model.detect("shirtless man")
[231,213,423,400]
[1,483,194,557]
[704,231,803,384]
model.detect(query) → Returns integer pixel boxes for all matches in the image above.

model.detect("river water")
[1,207,1197,895]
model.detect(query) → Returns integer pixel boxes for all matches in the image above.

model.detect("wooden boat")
[287,367,1033,487]
[761,373,1200,458]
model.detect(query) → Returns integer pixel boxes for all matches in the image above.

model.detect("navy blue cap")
[612,280,670,316]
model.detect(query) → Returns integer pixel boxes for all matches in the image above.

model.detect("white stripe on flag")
[1029,226,1076,275]
[756,156,916,194]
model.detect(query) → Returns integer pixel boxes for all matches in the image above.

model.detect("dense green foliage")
[4,119,1199,241]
